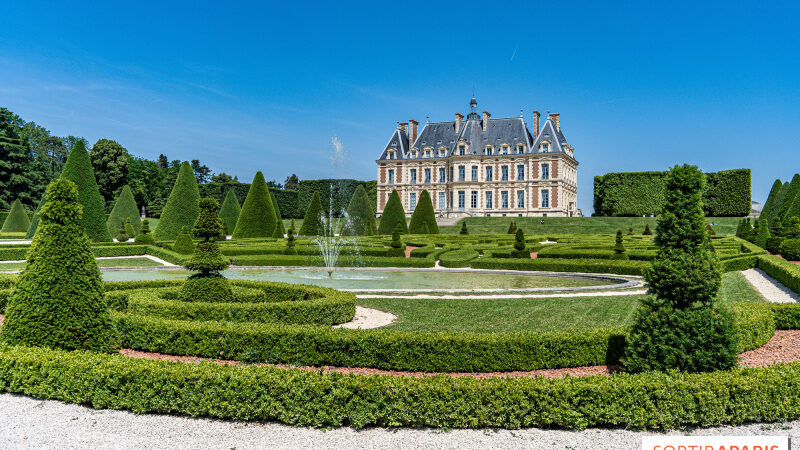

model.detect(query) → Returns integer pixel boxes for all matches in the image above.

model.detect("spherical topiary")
[172,226,195,254]
[342,184,378,236]
[0,178,118,352]
[611,230,629,260]
[378,190,407,235]
[115,220,129,242]
[299,191,325,236]
[134,219,155,245]
[780,238,800,261]
[179,197,232,302]
[386,223,406,257]
[153,161,200,241]
[1,199,30,233]
[107,185,141,237]
[233,171,276,239]
[60,140,113,242]
[283,222,298,255]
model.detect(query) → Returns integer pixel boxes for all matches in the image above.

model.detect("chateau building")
[376,98,579,218]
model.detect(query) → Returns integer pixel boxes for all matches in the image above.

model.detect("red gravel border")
[404,246,419,258]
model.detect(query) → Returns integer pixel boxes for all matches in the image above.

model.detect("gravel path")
[0,393,795,449]
[333,306,397,329]
[742,268,799,303]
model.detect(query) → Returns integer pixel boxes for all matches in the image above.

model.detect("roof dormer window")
[541,142,550,153]
[485,146,493,155]
[458,144,466,156]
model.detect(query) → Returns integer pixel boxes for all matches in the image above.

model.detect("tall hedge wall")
[298,179,376,218]
[594,169,750,217]
[201,182,300,219]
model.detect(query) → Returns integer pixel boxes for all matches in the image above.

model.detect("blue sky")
[1,1,798,213]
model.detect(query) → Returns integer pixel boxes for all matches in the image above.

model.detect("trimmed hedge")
[154,162,200,241]
[59,140,113,242]
[471,257,649,275]
[378,190,407,234]
[229,254,435,268]
[297,179,375,219]
[218,189,241,235]
[107,185,141,237]
[233,172,276,239]
[756,254,800,294]
[0,199,30,233]
[438,248,479,268]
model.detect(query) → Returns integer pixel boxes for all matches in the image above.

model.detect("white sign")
[642,435,788,450]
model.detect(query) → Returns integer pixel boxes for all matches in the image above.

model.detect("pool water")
[101,268,618,291]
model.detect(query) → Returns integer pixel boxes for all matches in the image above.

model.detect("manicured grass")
[0,257,164,271]
[0,232,26,239]
[438,216,741,236]
[358,272,761,333]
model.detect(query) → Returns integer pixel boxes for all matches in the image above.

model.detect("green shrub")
[298,191,325,236]
[472,257,648,275]
[218,189,241,235]
[106,185,141,237]
[766,236,784,254]
[643,223,652,235]
[507,221,517,234]
[341,184,377,236]
[134,219,155,245]
[779,238,800,261]
[761,179,784,221]
[439,248,479,267]
[172,226,195,254]
[24,194,46,239]
[511,229,528,258]
[754,218,770,248]
[610,230,628,260]
[59,140,113,242]
[180,198,232,302]
[386,223,406,257]
[408,190,438,234]
[125,218,135,237]
[232,172,276,239]
[460,221,469,235]
[271,192,286,238]
[297,179,372,220]
[283,222,297,255]
[0,179,118,352]
[154,161,200,241]
[378,190,407,234]
[1,199,30,233]
[115,220,129,242]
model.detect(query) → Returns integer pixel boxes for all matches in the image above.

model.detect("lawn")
[0,257,164,271]
[358,272,763,333]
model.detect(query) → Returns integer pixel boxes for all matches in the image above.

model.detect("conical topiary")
[611,230,629,260]
[271,192,286,238]
[134,218,155,245]
[179,197,232,302]
[762,179,784,221]
[643,223,653,235]
[107,185,141,237]
[1,199,30,233]
[511,228,528,258]
[173,226,195,254]
[233,171,276,238]
[342,184,378,236]
[218,189,241,236]
[378,189,407,235]
[408,190,439,235]
[299,191,325,236]
[125,218,135,238]
[507,221,517,234]
[754,218,770,248]
[778,174,800,220]
[60,140,112,242]
[460,221,469,235]
[0,178,118,352]
[153,161,200,241]
[25,194,47,239]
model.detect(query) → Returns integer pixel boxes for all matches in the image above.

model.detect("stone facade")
[376,98,579,218]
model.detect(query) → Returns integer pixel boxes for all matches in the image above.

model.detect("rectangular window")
[501,166,509,181]
[410,169,417,184]
[517,190,525,208]
[485,166,493,181]
[517,146,523,154]
[541,189,550,208]
[541,163,549,180]
[438,192,446,209]
[471,166,478,181]
[424,168,431,184]
[449,167,454,182]
[388,169,394,185]
[471,191,478,208]
[517,165,525,181]
[409,193,417,210]
[459,145,465,156]
[439,167,446,183]
[542,143,549,152]
[501,191,509,209]
[485,191,493,209]
[458,166,465,182]
[458,191,465,210]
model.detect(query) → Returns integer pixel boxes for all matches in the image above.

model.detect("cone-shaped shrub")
[378,190,407,234]
[624,164,735,373]
[173,226,195,254]
[460,221,469,235]
[180,197,232,302]
[271,192,286,238]
[60,140,112,242]
[299,191,325,236]
[232,172,276,238]
[342,185,378,236]
[507,221,517,234]
[408,190,439,235]
[762,179,784,220]
[116,220,129,242]
[0,178,118,352]
[134,219,155,245]
[754,218,770,248]
[778,174,800,220]
[386,223,406,257]
[153,161,200,241]
[106,185,141,237]
[218,189,241,236]
[643,223,653,235]
[511,228,528,258]
[1,199,30,232]
[611,230,629,260]
[25,194,47,239]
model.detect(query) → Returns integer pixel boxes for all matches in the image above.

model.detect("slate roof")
[377,99,569,161]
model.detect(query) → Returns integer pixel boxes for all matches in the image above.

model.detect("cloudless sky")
[2,1,799,213]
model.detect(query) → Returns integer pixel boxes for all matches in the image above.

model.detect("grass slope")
[440,217,741,235]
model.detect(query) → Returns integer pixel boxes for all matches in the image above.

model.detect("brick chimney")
[455,112,464,133]
[409,119,418,143]
[400,122,408,133]
[550,112,560,131]
[533,110,540,139]
[482,110,491,131]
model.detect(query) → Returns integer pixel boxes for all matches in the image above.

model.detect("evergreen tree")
[511,228,528,258]
[342,184,378,236]
[179,198,232,302]
[643,223,653,235]
[134,219,155,245]
[125,217,135,237]
[408,190,439,234]
[770,217,785,237]
[460,221,469,235]
[611,230,629,260]
[778,174,800,220]
[153,161,200,241]
[172,226,196,254]
[754,218,771,248]
[299,191,325,236]
[378,190,407,234]
[624,165,736,373]
[0,109,37,209]
[1,199,30,233]
[507,221,517,234]
[786,216,800,239]
[0,178,117,352]
[218,189,241,236]
[60,140,112,242]
[232,171,276,238]
[25,194,47,239]
[761,179,784,220]
[89,139,129,204]
[271,192,286,238]
[106,185,141,236]
[283,222,297,255]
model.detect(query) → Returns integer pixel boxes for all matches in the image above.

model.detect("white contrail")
[510,43,519,62]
